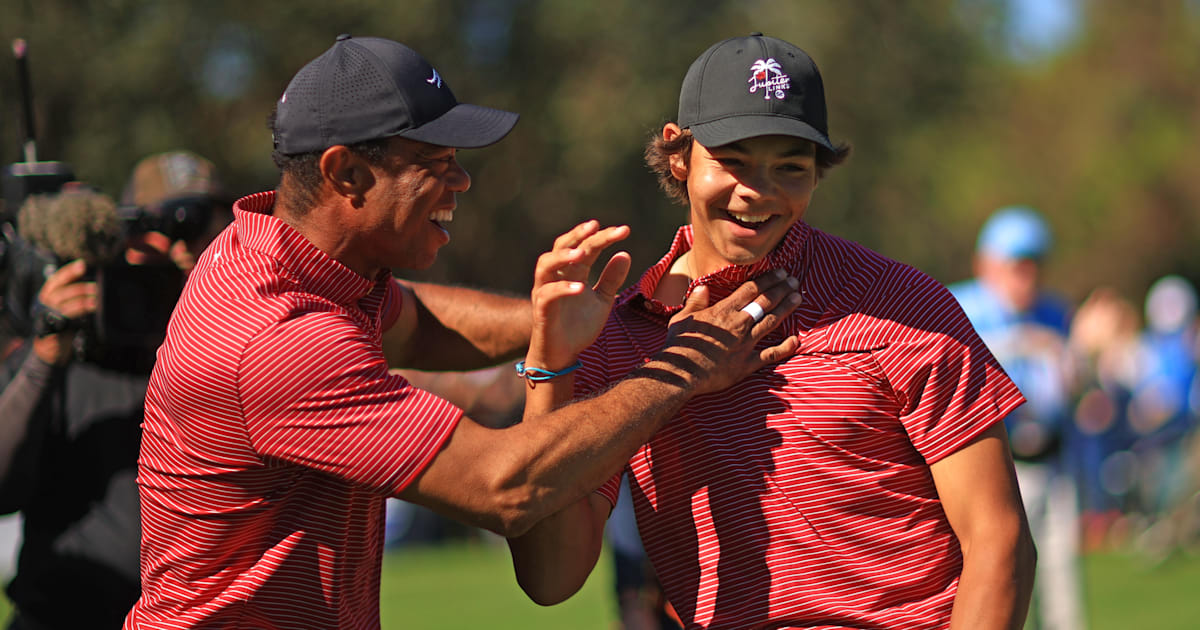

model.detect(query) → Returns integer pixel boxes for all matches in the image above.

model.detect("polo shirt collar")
[625,221,811,317]
[232,191,387,304]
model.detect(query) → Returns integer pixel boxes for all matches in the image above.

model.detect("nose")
[734,166,776,202]
[447,159,471,193]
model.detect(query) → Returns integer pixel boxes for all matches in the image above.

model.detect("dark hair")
[644,127,852,206]
[266,106,392,213]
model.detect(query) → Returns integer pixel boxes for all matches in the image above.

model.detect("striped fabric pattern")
[578,223,1024,629]
[125,192,462,630]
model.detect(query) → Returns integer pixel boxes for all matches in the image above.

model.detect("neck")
[275,188,378,279]
[653,251,695,306]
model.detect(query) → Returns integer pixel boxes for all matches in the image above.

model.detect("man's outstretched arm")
[383,280,532,371]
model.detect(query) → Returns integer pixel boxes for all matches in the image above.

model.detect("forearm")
[0,348,57,499]
[949,534,1037,630]
[389,280,532,370]
[507,493,610,605]
[409,355,693,538]
[505,355,693,526]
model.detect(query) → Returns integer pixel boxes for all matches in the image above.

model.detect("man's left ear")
[662,123,690,182]
[320,146,374,205]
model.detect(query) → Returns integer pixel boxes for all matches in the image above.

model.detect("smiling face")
[356,136,471,273]
[666,124,818,277]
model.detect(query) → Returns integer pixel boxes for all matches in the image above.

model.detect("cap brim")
[398,103,519,149]
[690,115,835,151]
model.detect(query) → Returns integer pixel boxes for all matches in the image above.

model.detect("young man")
[509,33,1036,629]
[124,35,802,629]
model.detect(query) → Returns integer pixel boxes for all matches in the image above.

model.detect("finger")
[552,219,600,251]
[758,334,801,365]
[49,284,99,319]
[55,294,99,319]
[531,281,587,318]
[39,260,89,295]
[671,284,710,326]
[738,268,801,314]
[750,291,803,336]
[593,252,631,300]
[721,269,790,314]
[534,246,597,285]
[553,225,632,282]
[573,225,631,268]
[738,300,767,324]
[40,279,97,312]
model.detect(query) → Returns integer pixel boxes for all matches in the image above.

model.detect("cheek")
[687,169,732,205]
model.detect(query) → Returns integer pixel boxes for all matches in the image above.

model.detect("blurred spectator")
[1067,287,1142,549]
[0,151,231,629]
[950,205,1085,630]
[1126,275,1200,557]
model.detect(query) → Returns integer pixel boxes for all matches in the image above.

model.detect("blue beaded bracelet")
[515,359,583,382]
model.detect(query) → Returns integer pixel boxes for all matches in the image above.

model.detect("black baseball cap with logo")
[678,33,834,151]
[273,34,519,154]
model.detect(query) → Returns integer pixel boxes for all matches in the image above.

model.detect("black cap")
[273,34,519,154]
[678,33,834,151]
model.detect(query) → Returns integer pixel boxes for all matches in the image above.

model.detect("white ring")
[740,301,766,323]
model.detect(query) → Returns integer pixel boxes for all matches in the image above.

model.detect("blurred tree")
[1,0,1197,305]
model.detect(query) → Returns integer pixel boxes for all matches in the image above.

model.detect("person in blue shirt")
[950,205,1085,630]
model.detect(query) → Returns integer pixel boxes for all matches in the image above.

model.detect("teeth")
[728,211,771,224]
[430,209,454,223]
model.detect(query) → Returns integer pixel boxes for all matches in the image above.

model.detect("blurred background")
[3,0,1198,299]
[4,1,1200,628]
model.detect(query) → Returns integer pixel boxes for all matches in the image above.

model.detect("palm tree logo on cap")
[748,58,789,100]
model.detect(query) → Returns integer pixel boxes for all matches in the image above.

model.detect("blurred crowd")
[1067,275,1200,555]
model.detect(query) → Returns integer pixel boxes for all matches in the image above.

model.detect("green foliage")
[3,0,1198,305]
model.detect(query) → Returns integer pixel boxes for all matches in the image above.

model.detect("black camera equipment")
[118,194,218,245]
[1,39,188,371]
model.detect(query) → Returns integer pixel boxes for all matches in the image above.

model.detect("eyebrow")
[416,147,455,159]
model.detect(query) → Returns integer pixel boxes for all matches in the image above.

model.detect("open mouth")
[430,209,454,229]
[724,210,774,230]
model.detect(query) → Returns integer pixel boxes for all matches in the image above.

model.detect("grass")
[2,542,1198,628]
[1081,550,1200,629]
[380,542,1200,630]
[380,539,615,630]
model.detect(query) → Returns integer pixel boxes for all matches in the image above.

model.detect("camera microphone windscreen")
[16,187,125,265]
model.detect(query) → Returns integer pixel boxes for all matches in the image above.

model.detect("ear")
[663,123,689,182]
[319,146,374,206]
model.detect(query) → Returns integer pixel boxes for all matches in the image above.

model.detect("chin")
[721,249,770,267]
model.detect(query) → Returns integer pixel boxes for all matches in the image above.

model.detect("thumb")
[671,284,710,326]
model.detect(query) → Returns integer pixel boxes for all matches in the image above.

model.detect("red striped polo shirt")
[125,191,462,630]
[578,223,1024,630]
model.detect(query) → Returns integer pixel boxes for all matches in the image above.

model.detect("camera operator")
[0,151,230,630]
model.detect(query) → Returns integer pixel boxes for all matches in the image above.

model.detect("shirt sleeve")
[872,267,1026,464]
[239,307,462,496]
